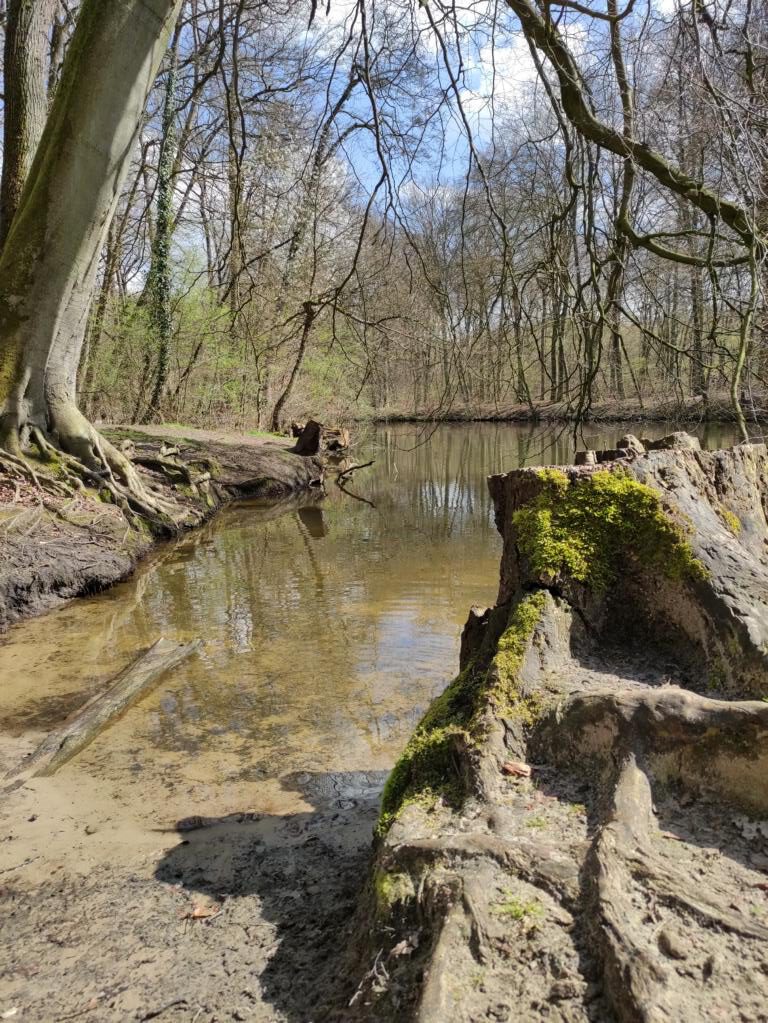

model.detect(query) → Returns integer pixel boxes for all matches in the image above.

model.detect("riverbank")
[0,423,755,1022]
[0,428,342,1021]
[0,427,323,632]
[374,392,767,427]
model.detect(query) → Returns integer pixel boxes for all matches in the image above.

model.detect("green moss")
[374,869,416,912]
[493,892,544,921]
[377,593,548,836]
[188,455,222,479]
[487,591,550,725]
[716,505,742,535]
[513,469,707,591]
[492,591,548,684]
[377,722,466,836]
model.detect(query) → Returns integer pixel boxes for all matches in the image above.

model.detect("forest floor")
[0,426,323,631]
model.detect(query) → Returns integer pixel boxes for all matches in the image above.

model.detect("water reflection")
[0,421,743,816]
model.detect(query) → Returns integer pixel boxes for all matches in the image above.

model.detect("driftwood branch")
[5,637,202,785]
[332,460,376,506]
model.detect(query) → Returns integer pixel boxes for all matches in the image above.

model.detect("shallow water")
[0,421,743,821]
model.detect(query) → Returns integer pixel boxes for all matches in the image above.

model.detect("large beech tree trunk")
[0,0,183,465]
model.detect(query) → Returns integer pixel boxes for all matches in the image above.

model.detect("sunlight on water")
[0,422,743,818]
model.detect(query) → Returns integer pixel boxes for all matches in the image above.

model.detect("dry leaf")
[502,761,532,778]
[180,898,221,921]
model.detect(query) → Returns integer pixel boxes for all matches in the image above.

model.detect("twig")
[336,459,375,484]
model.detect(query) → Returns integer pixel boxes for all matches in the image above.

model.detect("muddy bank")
[0,428,323,631]
[0,753,383,1021]
[342,434,768,1021]
[375,393,768,427]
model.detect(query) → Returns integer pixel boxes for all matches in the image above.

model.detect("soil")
[0,742,382,1022]
[0,426,323,632]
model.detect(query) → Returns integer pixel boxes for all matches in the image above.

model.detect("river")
[0,421,743,824]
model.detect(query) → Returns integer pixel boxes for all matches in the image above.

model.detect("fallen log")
[5,637,202,784]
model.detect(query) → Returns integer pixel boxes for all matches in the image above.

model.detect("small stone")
[658,927,688,960]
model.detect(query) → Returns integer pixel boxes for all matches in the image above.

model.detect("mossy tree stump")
[336,436,768,1023]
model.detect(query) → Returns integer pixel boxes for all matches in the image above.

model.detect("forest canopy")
[0,0,766,453]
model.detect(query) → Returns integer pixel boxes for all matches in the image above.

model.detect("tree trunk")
[0,0,56,247]
[143,30,180,423]
[347,437,768,1021]
[0,0,183,469]
[270,302,316,433]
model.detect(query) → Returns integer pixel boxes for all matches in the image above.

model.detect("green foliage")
[298,344,375,421]
[493,891,544,921]
[247,428,283,440]
[513,469,707,590]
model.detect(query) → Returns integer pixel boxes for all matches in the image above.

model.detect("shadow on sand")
[154,770,387,1021]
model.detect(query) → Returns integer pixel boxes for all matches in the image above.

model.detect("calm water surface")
[0,422,743,817]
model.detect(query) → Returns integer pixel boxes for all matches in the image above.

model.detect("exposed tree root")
[0,416,210,534]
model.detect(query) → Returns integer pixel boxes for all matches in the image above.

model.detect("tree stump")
[337,435,768,1022]
[291,419,323,456]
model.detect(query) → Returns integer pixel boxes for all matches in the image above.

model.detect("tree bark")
[143,29,181,422]
[346,437,768,1021]
[0,0,56,247]
[0,0,184,469]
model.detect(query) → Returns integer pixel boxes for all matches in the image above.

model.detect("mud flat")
[343,433,768,1022]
